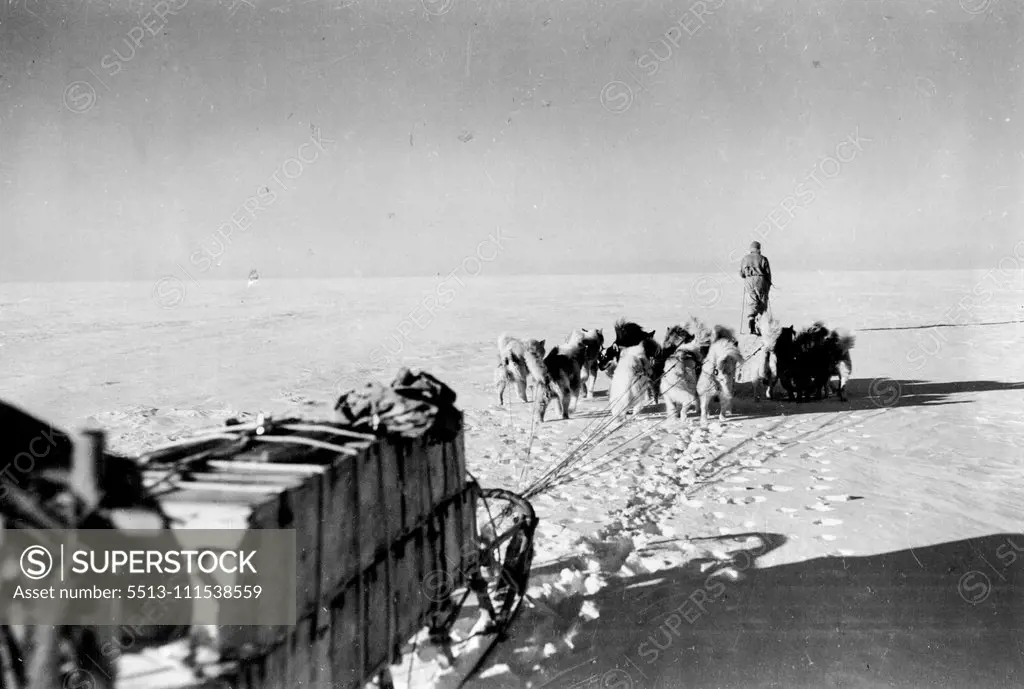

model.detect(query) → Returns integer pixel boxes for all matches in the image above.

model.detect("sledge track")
[855,318,1024,332]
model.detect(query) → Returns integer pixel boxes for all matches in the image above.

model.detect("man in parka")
[740,241,772,336]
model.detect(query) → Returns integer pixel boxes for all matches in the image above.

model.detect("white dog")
[609,342,655,419]
[697,329,744,425]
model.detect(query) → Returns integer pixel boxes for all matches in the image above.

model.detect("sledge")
[0,373,538,689]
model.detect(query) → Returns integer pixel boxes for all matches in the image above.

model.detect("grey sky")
[1,0,1020,281]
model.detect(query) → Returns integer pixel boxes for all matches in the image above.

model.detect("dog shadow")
[497,378,1023,423]
[728,377,1024,418]
[474,531,1024,688]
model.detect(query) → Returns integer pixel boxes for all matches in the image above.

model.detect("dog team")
[494,314,856,427]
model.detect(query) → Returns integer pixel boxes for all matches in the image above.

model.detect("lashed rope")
[519,354,702,500]
[518,320,770,499]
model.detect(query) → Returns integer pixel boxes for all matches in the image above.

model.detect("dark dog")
[820,326,856,401]
[536,338,587,422]
[774,325,799,396]
[775,321,855,402]
[613,319,655,349]
[597,343,620,383]
[775,325,821,401]
[643,337,663,404]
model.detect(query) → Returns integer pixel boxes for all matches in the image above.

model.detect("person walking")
[740,241,772,335]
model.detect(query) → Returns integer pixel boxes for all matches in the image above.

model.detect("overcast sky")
[0,0,1021,281]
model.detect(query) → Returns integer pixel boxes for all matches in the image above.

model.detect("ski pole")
[739,287,746,335]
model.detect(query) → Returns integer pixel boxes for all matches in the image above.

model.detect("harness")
[696,355,726,395]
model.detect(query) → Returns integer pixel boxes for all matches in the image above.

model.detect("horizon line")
[0,266,1016,284]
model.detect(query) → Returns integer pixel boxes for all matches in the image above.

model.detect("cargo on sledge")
[0,369,537,689]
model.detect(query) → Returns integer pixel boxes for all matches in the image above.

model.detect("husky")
[609,344,654,419]
[697,327,744,425]
[643,337,663,404]
[655,318,714,416]
[659,325,703,422]
[681,316,713,360]
[773,321,855,402]
[566,328,605,398]
[597,343,620,383]
[789,322,833,402]
[613,319,655,349]
[536,337,587,422]
[773,325,801,399]
[742,313,782,402]
[493,334,531,405]
[609,320,658,419]
[520,338,550,403]
[821,326,856,401]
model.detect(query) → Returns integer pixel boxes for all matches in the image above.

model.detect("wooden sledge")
[0,402,537,689]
